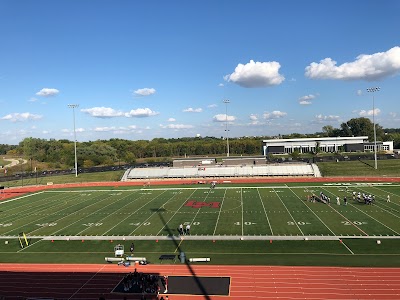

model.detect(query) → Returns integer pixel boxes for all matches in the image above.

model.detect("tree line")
[1,117,399,171]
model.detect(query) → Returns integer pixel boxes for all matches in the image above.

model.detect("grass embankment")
[317,159,400,177]
[3,170,125,188]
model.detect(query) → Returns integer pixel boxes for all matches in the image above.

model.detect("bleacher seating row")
[125,164,317,179]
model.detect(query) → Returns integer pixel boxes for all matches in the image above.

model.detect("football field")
[1,182,399,239]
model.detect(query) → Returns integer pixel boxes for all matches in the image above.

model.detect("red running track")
[0,264,400,299]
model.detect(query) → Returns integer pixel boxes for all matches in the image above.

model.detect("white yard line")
[241,188,244,236]
[340,240,355,254]
[40,193,124,236]
[257,188,273,235]
[101,192,162,235]
[347,203,400,235]
[213,189,226,236]
[76,192,138,235]
[155,189,198,236]
[273,188,304,236]
[2,192,89,235]
[287,186,337,236]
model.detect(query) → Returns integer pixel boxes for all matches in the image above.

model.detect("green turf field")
[1,182,399,266]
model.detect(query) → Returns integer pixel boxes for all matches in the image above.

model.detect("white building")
[262,136,393,155]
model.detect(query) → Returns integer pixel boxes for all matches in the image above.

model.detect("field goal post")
[18,232,30,248]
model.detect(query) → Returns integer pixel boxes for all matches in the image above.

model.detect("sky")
[1,0,400,145]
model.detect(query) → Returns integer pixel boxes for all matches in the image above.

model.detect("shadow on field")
[151,208,212,299]
[358,158,375,169]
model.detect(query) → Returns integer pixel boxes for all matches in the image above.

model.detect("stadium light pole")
[68,104,79,177]
[366,87,380,170]
[223,99,230,157]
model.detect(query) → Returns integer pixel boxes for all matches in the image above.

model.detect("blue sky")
[1,0,399,145]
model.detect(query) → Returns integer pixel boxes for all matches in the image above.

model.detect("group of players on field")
[307,187,391,206]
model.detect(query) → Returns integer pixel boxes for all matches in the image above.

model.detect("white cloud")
[359,108,381,117]
[357,89,363,96]
[305,46,400,81]
[94,125,138,132]
[389,112,397,118]
[183,107,203,113]
[160,124,194,129]
[81,107,124,118]
[133,88,156,97]
[225,60,285,88]
[315,114,340,121]
[207,104,217,108]
[1,112,42,122]
[167,118,176,122]
[76,128,85,132]
[28,97,38,102]
[299,94,316,101]
[263,111,287,119]
[218,83,224,87]
[299,100,312,105]
[125,108,159,117]
[249,114,259,125]
[298,94,316,105]
[213,114,236,122]
[81,107,159,118]
[36,88,59,97]
[249,114,258,121]
[94,126,117,132]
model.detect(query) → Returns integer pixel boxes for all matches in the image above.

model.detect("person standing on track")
[130,242,135,255]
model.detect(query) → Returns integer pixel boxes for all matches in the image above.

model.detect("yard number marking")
[234,222,257,225]
[341,221,367,225]
[82,223,103,227]
[36,223,57,227]
[287,221,311,226]
[0,223,12,227]
[129,222,151,226]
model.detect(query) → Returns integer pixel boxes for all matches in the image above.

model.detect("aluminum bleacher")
[124,163,319,180]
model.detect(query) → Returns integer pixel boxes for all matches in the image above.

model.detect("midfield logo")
[184,200,220,209]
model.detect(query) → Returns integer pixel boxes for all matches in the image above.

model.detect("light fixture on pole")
[68,104,79,177]
[223,99,230,157]
[366,87,380,170]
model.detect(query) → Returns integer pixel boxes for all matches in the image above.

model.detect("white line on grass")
[0,191,45,205]
[273,188,304,236]
[347,203,400,235]
[102,191,165,235]
[38,192,125,236]
[213,189,227,235]
[155,189,198,236]
[2,191,96,235]
[241,188,244,236]
[321,187,369,236]
[76,193,135,235]
[340,239,355,254]
[257,188,273,235]
[0,191,71,224]
[287,187,337,236]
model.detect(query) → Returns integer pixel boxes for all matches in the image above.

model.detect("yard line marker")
[241,188,244,236]
[257,188,273,235]
[340,239,355,254]
[287,186,337,236]
[213,189,226,235]
[273,188,304,236]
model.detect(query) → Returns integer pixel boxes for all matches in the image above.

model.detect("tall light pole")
[366,87,380,170]
[223,99,230,157]
[68,104,79,177]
